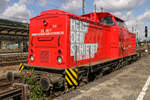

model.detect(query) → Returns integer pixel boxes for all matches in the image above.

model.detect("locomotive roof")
[31,9,124,22]
[31,9,81,20]
[82,12,124,22]
[99,12,124,22]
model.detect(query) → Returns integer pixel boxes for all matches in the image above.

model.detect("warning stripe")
[19,64,22,70]
[75,68,78,72]
[65,75,73,86]
[65,69,78,85]
[65,68,78,86]
[69,69,77,79]
[19,65,24,72]
[65,71,76,86]
[19,64,24,72]
[67,69,78,85]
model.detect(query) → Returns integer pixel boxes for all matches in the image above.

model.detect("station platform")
[55,55,150,100]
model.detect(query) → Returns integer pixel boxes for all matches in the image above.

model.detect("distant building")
[0,18,29,53]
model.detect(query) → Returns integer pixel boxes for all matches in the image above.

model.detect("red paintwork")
[28,9,136,69]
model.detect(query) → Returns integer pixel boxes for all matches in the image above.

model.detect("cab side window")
[100,16,114,26]
[116,19,121,27]
[116,18,126,28]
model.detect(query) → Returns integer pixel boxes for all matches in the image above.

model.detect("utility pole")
[82,0,85,14]
[132,27,134,33]
[137,32,139,46]
[94,4,96,12]
[101,7,103,12]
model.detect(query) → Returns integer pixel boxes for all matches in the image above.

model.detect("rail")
[0,52,28,66]
[0,89,22,100]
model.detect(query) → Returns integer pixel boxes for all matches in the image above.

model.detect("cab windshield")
[100,16,114,26]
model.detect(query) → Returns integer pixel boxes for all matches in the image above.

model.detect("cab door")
[116,19,125,57]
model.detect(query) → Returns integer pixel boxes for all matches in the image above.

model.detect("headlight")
[57,56,62,63]
[30,55,34,61]
[145,49,148,52]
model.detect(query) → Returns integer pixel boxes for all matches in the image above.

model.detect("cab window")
[116,19,121,27]
[115,18,126,28]
[100,16,114,26]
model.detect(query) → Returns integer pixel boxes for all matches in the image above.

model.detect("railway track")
[0,77,23,100]
[0,89,22,100]
[0,60,27,66]
[0,52,28,66]
[0,78,11,91]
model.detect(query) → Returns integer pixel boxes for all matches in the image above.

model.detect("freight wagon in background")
[7,9,137,98]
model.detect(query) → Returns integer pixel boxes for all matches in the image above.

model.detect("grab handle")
[30,36,33,46]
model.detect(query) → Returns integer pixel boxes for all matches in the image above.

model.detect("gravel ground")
[55,55,150,100]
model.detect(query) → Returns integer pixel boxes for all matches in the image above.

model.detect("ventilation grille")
[40,50,49,63]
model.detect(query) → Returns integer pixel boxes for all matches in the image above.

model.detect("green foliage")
[21,68,46,100]
[30,84,45,100]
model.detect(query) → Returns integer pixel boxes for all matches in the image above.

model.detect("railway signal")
[145,26,148,38]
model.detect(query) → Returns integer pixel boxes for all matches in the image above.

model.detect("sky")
[0,0,150,40]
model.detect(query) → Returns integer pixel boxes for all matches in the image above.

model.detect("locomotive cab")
[97,12,135,59]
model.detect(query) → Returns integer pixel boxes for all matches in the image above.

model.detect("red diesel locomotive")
[12,9,137,94]
[28,9,136,67]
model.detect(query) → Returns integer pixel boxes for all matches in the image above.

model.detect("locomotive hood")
[30,9,80,21]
